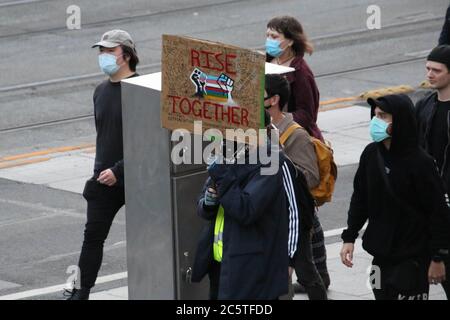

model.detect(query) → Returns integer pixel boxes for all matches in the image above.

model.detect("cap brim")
[91,41,120,48]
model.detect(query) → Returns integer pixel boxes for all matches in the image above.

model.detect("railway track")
[0,55,427,134]
[0,1,441,133]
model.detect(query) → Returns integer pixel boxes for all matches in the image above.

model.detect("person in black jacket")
[65,30,139,300]
[439,5,450,46]
[416,45,450,299]
[340,94,450,300]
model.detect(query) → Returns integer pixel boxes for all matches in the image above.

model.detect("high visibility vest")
[213,205,225,262]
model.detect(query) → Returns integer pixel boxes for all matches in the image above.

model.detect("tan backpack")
[280,123,338,206]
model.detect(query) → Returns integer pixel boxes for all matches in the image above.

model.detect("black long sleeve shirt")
[92,74,137,186]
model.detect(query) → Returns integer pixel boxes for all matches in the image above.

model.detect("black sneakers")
[64,288,90,300]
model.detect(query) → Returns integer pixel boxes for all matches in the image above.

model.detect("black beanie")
[427,45,450,70]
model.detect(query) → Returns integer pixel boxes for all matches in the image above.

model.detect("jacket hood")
[368,94,418,155]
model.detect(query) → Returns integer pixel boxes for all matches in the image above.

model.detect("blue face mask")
[265,38,283,57]
[370,117,391,142]
[98,53,120,76]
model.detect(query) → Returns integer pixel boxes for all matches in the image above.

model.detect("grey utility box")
[122,72,209,300]
[121,63,293,300]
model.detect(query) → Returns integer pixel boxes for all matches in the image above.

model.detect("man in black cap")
[341,94,450,300]
[65,30,139,300]
[415,45,450,299]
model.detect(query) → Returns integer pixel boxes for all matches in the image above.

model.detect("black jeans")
[78,177,125,289]
[371,257,429,300]
[293,227,328,300]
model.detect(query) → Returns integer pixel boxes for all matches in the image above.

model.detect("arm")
[290,70,318,129]
[416,157,450,259]
[284,129,320,189]
[340,151,370,268]
[110,159,124,186]
[211,164,281,226]
[281,160,300,259]
[341,151,369,243]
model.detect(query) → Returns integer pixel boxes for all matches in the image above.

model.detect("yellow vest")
[213,205,225,262]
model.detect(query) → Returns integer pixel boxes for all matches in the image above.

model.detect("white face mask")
[98,53,121,75]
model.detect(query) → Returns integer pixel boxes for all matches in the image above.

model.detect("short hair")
[121,45,139,72]
[267,16,314,57]
[265,74,291,111]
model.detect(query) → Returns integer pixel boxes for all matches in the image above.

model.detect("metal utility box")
[122,72,209,300]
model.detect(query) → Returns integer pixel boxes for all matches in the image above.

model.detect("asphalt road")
[0,0,447,299]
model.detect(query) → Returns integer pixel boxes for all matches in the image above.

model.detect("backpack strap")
[280,123,302,145]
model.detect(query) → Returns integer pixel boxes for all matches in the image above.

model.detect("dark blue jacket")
[192,150,293,299]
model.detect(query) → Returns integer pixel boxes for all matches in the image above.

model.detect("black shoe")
[293,281,306,294]
[64,288,90,300]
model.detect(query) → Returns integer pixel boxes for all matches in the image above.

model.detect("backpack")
[280,123,338,206]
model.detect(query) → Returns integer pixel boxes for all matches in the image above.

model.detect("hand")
[428,261,446,285]
[97,169,117,186]
[340,243,354,268]
[204,187,218,207]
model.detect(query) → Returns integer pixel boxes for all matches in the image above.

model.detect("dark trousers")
[311,212,330,285]
[441,257,450,299]
[78,178,125,289]
[293,227,328,300]
[208,261,221,300]
[371,257,429,300]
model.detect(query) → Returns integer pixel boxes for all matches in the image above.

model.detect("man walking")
[264,73,327,299]
[415,45,450,299]
[341,94,450,300]
[65,30,139,300]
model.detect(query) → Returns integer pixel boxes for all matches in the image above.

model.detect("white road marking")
[0,222,363,300]
[0,272,127,300]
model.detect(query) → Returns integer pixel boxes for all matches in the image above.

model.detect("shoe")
[293,281,306,294]
[64,288,90,300]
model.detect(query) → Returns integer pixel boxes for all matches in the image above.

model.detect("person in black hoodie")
[340,94,450,300]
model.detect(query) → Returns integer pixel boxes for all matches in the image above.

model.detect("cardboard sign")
[161,35,266,136]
